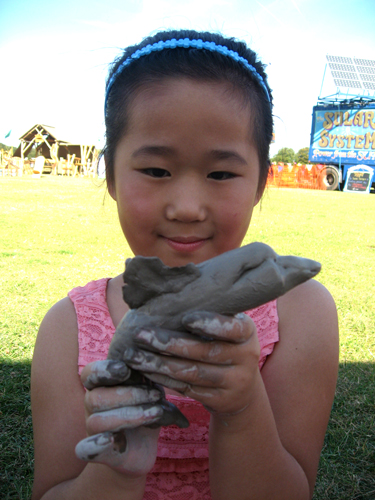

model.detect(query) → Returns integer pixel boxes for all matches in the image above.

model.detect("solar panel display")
[333,79,362,88]
[327,55,352,64]
[331,71,358,80]
[328,63,356,72]
[353,58,375,67]
[326,55,375,93]
[356,66,375,74]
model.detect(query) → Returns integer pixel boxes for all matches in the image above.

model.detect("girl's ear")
[254,162,270,206]
[254,183,266,206]
[107,180,116,201]
[105,154,117,200]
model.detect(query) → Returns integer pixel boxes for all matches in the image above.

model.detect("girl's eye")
[208,171,236,181]
[141,168,171,178]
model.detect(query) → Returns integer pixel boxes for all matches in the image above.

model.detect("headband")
[105,38,271,113]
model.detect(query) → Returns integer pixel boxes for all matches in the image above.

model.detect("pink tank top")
[69,278,279,499]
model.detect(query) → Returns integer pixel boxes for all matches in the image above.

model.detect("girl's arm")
[210,279,339,500]
[31,298,151,500]
[125,279,338,500]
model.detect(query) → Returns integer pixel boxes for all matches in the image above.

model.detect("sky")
[1,0,374,156]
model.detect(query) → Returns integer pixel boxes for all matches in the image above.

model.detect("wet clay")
[106,242,321,427]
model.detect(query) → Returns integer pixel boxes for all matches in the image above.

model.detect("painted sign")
[343,165,374,193]
[309,105,375,166]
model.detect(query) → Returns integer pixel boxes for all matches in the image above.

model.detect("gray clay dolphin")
[103,242,321,428]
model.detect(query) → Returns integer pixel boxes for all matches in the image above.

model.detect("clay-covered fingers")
[81,359,132,390]
[133,329,233,365]
[183,311,255,343]
[86,402,164,434]
[77,383,163,475]
[85,384,162,413]
[84,384,164,433]
[123,348,226,386]
[132,311,255,362]
[76,427,159,476]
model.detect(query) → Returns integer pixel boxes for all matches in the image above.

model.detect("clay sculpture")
[88,242,321,428]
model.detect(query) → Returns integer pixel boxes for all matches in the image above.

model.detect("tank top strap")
[68,278,115,372]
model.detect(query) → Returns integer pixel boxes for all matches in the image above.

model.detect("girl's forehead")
[126,77,254,137]
[131,77,248,108]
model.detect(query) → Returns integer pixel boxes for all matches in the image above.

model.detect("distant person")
[31,29,339,500]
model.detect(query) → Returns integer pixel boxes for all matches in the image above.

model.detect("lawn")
[1,176,374,499]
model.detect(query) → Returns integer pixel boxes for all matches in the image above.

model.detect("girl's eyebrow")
[132,146,247,165]
[132,146,175,158]
[209,149,248,165]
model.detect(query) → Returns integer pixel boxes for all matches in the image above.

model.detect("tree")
[0,142,16,153]
[296,147,310,164]
[271,147,295,164]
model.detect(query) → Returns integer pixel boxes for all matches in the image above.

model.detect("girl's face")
[109,78,263,267]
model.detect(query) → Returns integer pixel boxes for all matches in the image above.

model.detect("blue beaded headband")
[105,38,271,113]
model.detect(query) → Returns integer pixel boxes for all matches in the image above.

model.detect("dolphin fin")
[122,256,201,309]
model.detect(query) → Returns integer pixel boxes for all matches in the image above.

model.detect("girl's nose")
[165,181,207,223]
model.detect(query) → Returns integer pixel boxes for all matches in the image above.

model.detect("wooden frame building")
[14,124,97,166]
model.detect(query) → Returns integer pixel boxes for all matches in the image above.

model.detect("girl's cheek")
[128,197,159,222]
[121,183,160,218]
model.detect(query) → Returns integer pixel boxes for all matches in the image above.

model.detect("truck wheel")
[318,166,339,191]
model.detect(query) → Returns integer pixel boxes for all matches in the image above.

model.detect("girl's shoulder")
[273,278,339,375]
[277,278,338,349]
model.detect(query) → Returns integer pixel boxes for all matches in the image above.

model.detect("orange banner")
[267,163,327,190]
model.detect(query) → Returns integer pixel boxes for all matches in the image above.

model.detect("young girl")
[31,29,339,500]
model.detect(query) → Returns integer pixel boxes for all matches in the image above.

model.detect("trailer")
[309,54,375,191]
[309,103,375,190]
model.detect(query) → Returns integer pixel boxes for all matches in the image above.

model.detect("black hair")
[103,29,273,197]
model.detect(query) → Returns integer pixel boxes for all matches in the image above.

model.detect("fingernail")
[107,360,129,375]
[123,348,143,364]
[122,347,135,361]
[183,311,213,326]
[150,389,163,401]
[134,330,152,343]
[144,405,163,418]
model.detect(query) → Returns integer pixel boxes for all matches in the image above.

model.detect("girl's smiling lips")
[162,236,210,253]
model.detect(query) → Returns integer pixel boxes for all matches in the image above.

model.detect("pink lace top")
[69,278,279,499]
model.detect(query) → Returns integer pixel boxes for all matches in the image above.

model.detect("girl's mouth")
[162,236,209,253]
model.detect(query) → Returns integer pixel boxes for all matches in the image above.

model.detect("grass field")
[1,176,374,499]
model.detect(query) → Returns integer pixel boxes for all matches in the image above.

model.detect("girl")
[31,29,339,500]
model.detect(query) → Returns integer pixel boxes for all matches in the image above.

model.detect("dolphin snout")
[277,255,321,280]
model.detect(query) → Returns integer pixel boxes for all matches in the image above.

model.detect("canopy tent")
[13,124,97,166]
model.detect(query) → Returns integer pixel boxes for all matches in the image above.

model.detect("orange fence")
[267,163,327,190]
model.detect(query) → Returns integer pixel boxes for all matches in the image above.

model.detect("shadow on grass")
[1,359,374,500]
[0,359,33,500]
[313,361,375,500]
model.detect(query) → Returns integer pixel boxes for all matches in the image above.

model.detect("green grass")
[1,176,374,499]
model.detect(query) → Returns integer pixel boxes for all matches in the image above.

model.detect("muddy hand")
[75,360,169,475]
[81,359,189,428]
[75,426,160,476]
[126,311,260,417]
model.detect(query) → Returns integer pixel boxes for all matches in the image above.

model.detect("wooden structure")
[13,124,97,175]
[0,148,25,176]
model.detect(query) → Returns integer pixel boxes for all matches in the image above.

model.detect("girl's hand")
[75,360,162,476]
[124,311,260,418]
